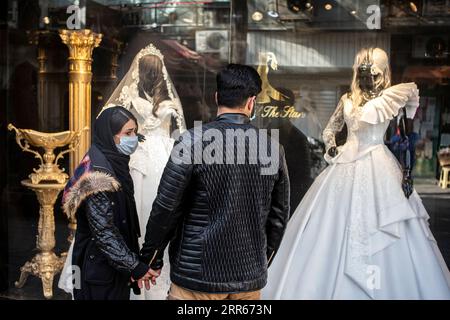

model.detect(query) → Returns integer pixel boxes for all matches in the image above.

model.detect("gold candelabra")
[8,124,86,299]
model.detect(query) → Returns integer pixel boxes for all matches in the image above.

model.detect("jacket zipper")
[149,250,158,266]
[268,250,275,265]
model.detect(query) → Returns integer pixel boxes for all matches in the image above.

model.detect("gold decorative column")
[59,29,102,176]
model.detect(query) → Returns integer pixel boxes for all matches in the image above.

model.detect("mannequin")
[109,45,186,300]
[262,47,450,299]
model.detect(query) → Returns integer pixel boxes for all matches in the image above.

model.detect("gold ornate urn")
[8,124,87,299]
[8,124,88,184]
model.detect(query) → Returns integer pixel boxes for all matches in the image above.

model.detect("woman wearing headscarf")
[59,106,152,300]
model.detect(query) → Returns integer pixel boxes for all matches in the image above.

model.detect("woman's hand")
[132,268,161,290]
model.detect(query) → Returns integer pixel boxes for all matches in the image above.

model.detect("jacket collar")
[215,112,250,124]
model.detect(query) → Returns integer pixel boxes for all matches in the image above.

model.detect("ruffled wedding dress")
[262,83,450,299]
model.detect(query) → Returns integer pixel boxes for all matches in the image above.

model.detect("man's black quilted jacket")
[140,113,290,293]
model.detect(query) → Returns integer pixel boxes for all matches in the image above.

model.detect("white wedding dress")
[128,97,184,300]
[262,83,450,300]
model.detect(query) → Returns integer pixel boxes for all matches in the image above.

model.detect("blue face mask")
[116,135,139,155]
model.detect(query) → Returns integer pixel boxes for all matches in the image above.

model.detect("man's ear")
[246,96,255,111]
[215,92,218,106]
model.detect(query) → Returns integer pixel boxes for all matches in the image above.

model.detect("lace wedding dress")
[262,83,450,299]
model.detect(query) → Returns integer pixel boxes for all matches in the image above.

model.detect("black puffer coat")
[140,113,290,293]
[63,146,149,300]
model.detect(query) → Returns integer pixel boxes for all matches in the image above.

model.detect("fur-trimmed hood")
[62,171,120,220]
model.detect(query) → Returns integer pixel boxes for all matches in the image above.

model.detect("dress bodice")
[131,97,179,138]
[324,83,420,164]
[128,97,185,175]
[343,98,390,150]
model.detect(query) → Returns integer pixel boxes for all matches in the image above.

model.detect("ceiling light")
[267,10,279,18]
[267,11,279,18]
[324,3,333,11]
[409,2,418,13]
[287,0,312,13]
[251,11,264,21]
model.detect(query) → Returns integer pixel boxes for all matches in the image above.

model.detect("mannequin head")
[350,47,391,106]
[138,54,170,116]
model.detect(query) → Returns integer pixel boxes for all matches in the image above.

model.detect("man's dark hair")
[216,64,262,108]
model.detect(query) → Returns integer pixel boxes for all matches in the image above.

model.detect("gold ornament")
[8,124,86,299]
[7,124,87,184]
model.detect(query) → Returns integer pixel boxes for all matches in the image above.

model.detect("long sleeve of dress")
[322,96,345,163]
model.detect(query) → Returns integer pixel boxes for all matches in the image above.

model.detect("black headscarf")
[92,107,141,243]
